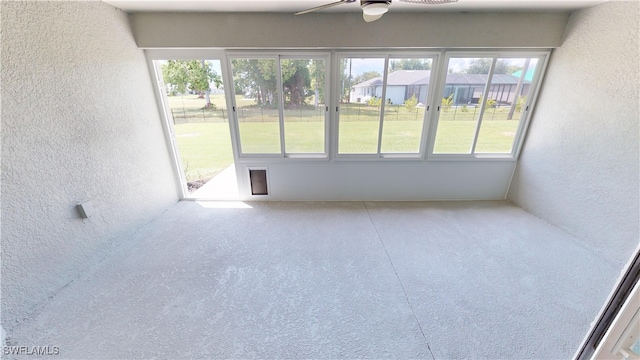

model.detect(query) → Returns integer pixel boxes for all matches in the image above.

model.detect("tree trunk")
[314,83,319,108]
[201,60,212,108]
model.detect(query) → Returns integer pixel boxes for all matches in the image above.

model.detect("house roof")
[355,77,384,87]
[353,70,529,88]
[388,70,432,86]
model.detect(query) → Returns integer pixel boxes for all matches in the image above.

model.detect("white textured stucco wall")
[1,1,178,328]
[508,1,640,265]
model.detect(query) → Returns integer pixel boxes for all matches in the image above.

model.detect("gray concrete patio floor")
[191,164,239,200]
[7,201,619,359]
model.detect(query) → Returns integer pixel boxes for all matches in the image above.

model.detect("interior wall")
[508,1,640,265]
[236,161,516,201]
[142,14,559,202]
[1,2,178,327]
[129,12,569,48]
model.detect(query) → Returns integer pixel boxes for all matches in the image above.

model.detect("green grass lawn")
[174,123,234,182]
[169,96,521,183]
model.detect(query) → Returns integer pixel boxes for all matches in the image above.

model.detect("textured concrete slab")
[363,201,619,358]
[7,201,619,359]
[191,164,239,200]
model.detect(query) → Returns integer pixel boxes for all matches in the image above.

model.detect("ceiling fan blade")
[398,0,458,4]
[295,0,356,15]
[362,12,384,22]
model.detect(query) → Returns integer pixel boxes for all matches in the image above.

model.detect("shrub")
[404,94,418,112]
[368,97,382,107]
[515,95,527,112]
[461,104,468,112]
[441,94,453,112]
[478,95,497,108]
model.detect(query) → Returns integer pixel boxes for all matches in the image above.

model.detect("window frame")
[226,51,331,160]
[425,50,550,161]
[147,48,551,172]
[145,49,234,199]
[333,51,441,160]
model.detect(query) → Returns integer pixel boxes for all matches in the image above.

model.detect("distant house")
[350,70,531,106]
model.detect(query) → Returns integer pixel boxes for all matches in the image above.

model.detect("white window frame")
[333,51,441,160]
[145,49,235,199]
[426,50,550,161]
[226,51,331,160]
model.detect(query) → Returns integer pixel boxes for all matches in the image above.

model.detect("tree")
[232,59,278,107]
[281,59,311,107]
[232,59,313,108]
[404,94,418,112]
[309,59,325,107]
[390,59,431,71]
[466,59,510,74]
[161,60,221,108]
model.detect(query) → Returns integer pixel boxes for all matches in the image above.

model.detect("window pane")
[380,58,432,153]
[338,57,385,154]
[433,57,492,154]
[157,59,236,195]
[231,58,281,154]
[475,58,539,153]
[282,59,325,154]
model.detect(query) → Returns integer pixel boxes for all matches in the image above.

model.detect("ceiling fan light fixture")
[362,2,390,16]
[362,12,384,22]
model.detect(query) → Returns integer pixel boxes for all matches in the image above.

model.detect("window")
[380,58,433,154]
[230,58,282,154]
[281,58,326,154]
[229,55,328,156]
[475,57,539,153]
[338,57,386,154]
[432,55,543,156]
[338,55,435,156]
[153,58,237,197]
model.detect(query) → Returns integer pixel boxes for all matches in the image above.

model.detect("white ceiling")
[103,0,607,13]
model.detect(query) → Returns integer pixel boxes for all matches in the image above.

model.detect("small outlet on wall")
[76,201,94,219]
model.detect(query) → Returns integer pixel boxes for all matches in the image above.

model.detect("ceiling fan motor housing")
[361,0,392,17]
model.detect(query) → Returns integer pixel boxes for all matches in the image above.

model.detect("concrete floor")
[7,201,619,359]
[191,164,239,200]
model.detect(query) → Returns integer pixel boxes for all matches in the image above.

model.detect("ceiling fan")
[295,0,460,23]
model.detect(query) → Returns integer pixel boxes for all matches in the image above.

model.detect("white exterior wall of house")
[418,86,429,104]
[386,86,406,105]
[351,86,376,103]
[508,1,640,265]
[1,1,178,328]
[375,86,383,99]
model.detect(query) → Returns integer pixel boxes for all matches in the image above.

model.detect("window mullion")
[425,51,448,157]
[470,57,497,154]
[376,56,390,155]
[276,56,286,156]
